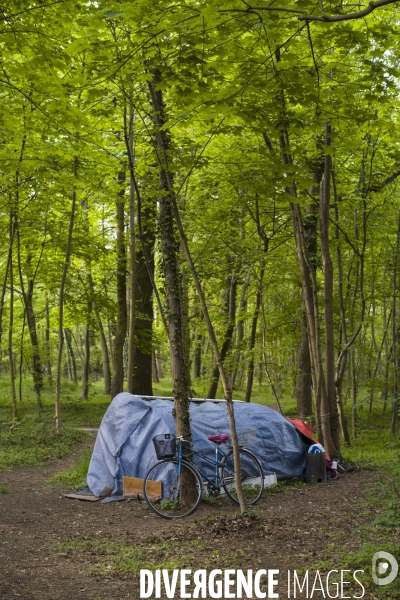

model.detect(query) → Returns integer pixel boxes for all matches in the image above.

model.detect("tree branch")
[222,0,399,22]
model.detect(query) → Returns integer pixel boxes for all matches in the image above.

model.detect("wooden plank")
[62,493,100,502]
[122,476,162,500]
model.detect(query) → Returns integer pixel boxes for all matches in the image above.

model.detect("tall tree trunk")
[80,325,90,399]
[87,273,111,394]
[16,248,43,406]
[263,119,338,456]
[148,68,191,438]
[297,305,313,419]
[64,328,77,383]
[111,170,127,398]
[45,293,52,386]
[231,269,251,389]
[8,212,17,421]
[55,157,78,434]
[131,200,155,396]
[319,123,340,451]
[390,216,400,435]
[124,101,137,395]
[193,332,202,379]
[296,189,319,420]
[152,352,159,384]
[208,272,238,399]
[148,65,247,512]
[245,270,264,403]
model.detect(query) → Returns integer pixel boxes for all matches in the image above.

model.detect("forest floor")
[1,437,399,600]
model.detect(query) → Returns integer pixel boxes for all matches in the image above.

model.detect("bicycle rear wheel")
[143,458,203,519]
[221,448,264,505]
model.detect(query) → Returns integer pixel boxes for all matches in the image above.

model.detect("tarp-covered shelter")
[87,393,306,499]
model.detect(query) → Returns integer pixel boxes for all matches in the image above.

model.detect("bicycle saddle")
[208,434,229,443]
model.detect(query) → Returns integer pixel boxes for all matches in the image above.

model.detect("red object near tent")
[287,418,331,461]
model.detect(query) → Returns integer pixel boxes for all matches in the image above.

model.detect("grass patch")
[0,421,87,470]
[46,449,93,489]
[309,542,400,599]
[59,537,204,575]
[0,486,8,494]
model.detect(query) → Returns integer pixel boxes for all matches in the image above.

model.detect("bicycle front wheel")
[143,458,203,519]
[221,448,264,506]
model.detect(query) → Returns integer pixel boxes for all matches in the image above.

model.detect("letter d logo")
[372,551,398,586]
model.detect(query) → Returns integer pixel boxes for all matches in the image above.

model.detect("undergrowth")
[46,449,93,489]
[59,537,205,575]
[0,421,86,470]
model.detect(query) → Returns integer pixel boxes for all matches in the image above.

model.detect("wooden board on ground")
[62,492,100,502]
[122,476,162,501]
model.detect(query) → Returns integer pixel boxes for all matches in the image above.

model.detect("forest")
[2,1,400,598]
[1,0,400,461]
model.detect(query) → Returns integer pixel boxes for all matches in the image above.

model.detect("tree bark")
[193,332,202,379]
[319,123,340,451]
[245,271,264,403]
[148,68,191,438]
[8,211,17,421]
[296,305,313,419]
[131,201,155,396]
[86,273,111,394]
[45,293,52,386]
[55,156,78,433]
[390,216,400,435]
[124,101,137,395]
[231,269,251,389]
[148,67,247,511]
[64,328,77,383]
[80,325,90,399]
[111,170,127,398]
[208,272,238,399]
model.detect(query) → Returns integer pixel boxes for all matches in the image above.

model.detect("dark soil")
[0,445,396,600]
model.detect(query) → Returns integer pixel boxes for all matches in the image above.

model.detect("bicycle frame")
[176,439,232,493]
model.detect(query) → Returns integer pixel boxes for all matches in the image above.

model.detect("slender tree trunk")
[45,293,52,386]
[390,217,400,435]
[193,332,202,379]
[263,121,338,456]
[148,67,246,511]
[152,352,159,384]
[111,170,127,398]
[64,328,77,383]
[80,325,90,399]
[125,101,137,395]
[297,305,313,419]
[131,200,155,396]
[16,265,43,405]
[231,269,251,388]
[8,215,17,421]
[156,350,164,379]
[320,124,340,451]
[86,273,111,394]
[55,157,78,434]
[148,68,191,439]
[245,269,264,403]
[208,272,238,399]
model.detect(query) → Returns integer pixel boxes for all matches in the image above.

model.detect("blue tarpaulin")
[87,393,306,499]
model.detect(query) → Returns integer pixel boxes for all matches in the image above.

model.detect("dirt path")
[0,450,391,600]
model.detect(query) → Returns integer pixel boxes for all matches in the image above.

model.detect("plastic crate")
[152,434,176,459]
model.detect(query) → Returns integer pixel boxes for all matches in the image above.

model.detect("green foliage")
[0,421,86,470]
[47,449,93,490]
[59,537,204,575]
[312,543,400,599]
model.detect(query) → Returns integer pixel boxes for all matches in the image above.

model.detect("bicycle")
[143,430,264,519]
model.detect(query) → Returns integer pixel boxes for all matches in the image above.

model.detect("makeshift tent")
[87,393,306,499]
